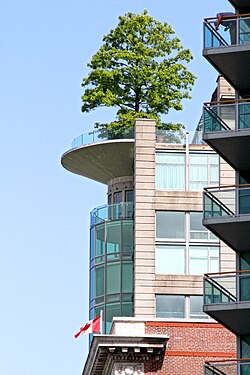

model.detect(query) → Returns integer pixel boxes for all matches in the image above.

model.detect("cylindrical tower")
[61,130,135,333]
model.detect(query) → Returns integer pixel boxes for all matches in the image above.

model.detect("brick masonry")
[144,321,236,374]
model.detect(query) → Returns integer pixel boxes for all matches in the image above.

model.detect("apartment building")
[201,1,250,373]
[62,117,236,374]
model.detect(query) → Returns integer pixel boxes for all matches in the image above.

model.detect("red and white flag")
[74,316,101,338]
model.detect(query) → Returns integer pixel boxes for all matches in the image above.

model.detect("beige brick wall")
[134,119,156,317]
[133,119,235,317]
[219,158,236,272]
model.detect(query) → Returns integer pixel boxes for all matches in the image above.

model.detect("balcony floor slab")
[203,129,250,172]
[204,301,250,335]
[203,215,250,252]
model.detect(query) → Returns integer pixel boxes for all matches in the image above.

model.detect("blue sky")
[1,0,233,374]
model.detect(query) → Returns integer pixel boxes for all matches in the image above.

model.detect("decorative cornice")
[82,335,168,375]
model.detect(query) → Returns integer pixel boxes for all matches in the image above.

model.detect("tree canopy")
[81,10,196,137]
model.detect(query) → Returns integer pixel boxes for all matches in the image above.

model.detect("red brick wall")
[145,322,236,375]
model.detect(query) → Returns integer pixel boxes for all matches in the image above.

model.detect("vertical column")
[134,118,156,317]
[219,158,236,272]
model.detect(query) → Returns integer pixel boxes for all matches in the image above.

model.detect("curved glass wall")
[89,202,134,333]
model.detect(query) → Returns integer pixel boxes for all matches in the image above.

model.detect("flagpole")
[100,310,103,334]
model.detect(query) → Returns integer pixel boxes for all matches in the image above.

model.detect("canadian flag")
[74,316,101,338]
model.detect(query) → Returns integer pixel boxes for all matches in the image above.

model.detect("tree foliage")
[81,10,196,136]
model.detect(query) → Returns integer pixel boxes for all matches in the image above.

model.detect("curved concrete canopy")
[61,139,134,185]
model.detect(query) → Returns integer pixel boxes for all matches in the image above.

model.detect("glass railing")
[71,128,204,149]
[204,271,250,306]
[90,202,134,226]
[204,185,250,218]
[71,128,134,148]
[156,130,205,145]
[205,359,250,374]
[203,99,250,134]
[156,129,185,144]
[204,14,250,48]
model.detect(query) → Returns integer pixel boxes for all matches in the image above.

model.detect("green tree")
[81,10,196,137]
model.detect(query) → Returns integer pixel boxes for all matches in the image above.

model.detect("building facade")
[62,117,236,373]
[202,1,250,373]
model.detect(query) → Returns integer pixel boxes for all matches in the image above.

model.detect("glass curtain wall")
[89,214,134,333]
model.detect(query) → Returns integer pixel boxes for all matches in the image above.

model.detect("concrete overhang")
[203,129,250,172]
[203,45,250,93]
[61,139,134,185]
[204,301,250,335]
[203,214,250,252]
[82,334,169,375]
[228,0,250,10]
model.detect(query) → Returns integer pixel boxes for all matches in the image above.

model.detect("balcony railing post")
[236,99,239,131]
[236,186,239,216]
[236,272,240,303]
[236,16,239,45]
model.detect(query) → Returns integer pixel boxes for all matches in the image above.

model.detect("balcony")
[61,127,205,184]
[61,129,134,184]
[204,271,250,335]
[203,184,250,252]
[90,202,134,226]
[205,359,250,375]
[203,14,250,92]
[203,99,250,171]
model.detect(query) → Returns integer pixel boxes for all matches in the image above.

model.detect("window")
[156,295,185,318]
[156,211,184,240]
[190,212,216,241]
[156,152,219,191]
[155,211,219,275]
[156,245,185,274]
[189,154,219,191]
[156,295,208,319]
[156,245,219,275]
[156,153,185,190]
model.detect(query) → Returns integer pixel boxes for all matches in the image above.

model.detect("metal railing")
[90,202,134,226]
[204,13,250,49]
[204,270,250,306]
[203,184,250,218]
[205,358,250,374]
[203,99,250,134]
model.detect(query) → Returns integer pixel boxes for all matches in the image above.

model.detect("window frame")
[155,211,220,275]
[155,294,209,319]
[155,150,219,192]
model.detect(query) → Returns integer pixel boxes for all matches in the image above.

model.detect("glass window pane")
[106,221,121,254]
[125,191,134,202]
[156,211,185,239]
[189,153,219,191]
[121,301,133,317]
[122,261,133,292]
[106,302,121,333]
[190,295,208,319]
[190,212,208,240]
[210,258,219,273]
[190,258,208,275]
[156,153,185,190]
[95,224,105,257]
[156,295,185,318]
[189,246,219,274]
[95,265,104,297]
[106,262,120,294]
[241,336,250,358]
[156,245,185,274]
[114,191,123,204]
[122,221,133,253]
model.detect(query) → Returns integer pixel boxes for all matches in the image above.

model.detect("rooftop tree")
[81,10,196,138]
